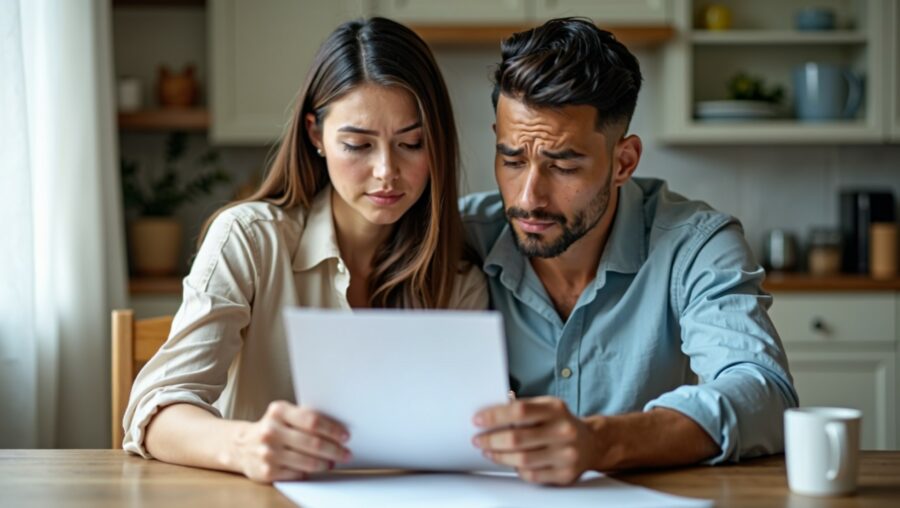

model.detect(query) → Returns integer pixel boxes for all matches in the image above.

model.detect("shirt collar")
[292,186,342,273]
[483,179,647,285]
[599,179,646,275]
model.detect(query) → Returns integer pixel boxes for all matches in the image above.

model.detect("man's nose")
[518,165,547,210]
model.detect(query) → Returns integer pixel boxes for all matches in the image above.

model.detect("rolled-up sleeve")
[122,209,258,457]
[643,223,798,463]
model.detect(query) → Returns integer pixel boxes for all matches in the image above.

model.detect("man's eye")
[342,143,369,152]
[503,159,524,168]
[552,165,578,174]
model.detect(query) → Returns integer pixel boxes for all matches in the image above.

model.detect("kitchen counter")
[763,273,900,292]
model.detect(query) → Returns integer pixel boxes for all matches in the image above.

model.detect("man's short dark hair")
[492,17,643,135]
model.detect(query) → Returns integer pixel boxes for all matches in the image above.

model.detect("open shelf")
[690,30,868,45]
[118,108,209,131]
[665,120,881,144]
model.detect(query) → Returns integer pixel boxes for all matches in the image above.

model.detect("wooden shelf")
[113,0,204,7]
[118,108,210,131]
[129,276,183,295]
[663,120,881,144]
[690,30,867,45]
[764,273,900,292]
[411,24,674,47]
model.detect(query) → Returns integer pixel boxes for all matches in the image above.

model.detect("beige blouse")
[122,188,489,458]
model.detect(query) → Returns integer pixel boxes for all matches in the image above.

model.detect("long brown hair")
[201,17,463,309]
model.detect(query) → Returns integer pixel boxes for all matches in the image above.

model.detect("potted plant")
[121,132,230,276]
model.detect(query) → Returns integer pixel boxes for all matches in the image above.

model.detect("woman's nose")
[373,148,399,182]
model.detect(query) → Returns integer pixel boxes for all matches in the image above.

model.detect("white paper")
[275,471,714,508]
[282,308,510,471]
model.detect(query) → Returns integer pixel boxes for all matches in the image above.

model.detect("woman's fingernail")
[340,432,350,442]
[473,415,483,426]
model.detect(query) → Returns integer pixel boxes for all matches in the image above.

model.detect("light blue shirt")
[460,177,798,463]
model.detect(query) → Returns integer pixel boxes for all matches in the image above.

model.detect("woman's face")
[307,84,430,228]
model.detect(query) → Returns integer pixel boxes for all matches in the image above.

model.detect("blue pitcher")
[793,63,864,121]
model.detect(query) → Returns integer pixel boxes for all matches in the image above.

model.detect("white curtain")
[0,0,127,448]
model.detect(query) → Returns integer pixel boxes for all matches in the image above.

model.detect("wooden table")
[1,450,898,507]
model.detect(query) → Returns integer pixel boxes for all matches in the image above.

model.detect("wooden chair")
[110,309,173,449]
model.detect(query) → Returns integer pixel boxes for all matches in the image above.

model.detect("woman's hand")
[233,400,352,482]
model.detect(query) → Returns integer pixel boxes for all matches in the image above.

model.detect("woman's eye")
[342,142,369,152]
[401,141,423,150]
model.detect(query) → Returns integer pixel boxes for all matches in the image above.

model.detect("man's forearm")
[584,407,720,471]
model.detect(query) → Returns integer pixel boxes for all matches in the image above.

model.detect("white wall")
[435,47,900,261]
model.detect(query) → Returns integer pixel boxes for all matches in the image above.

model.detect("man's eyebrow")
[541,148,585,160]
[336,122,421,135]
[496,144,524,157]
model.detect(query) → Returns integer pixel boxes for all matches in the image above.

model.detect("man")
[462,18,797,485]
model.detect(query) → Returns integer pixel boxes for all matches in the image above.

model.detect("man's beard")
[505,180,611,259]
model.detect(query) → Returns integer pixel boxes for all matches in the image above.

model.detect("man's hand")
[472,396,600,485]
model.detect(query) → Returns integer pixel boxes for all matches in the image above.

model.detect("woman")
[122,18,487,482]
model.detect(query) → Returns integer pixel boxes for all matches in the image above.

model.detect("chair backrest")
[110,309,173,449]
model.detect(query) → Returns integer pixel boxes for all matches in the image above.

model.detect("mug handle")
[842,70,863,119]
[825,422,848,481]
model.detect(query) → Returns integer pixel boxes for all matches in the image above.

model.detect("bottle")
[807,228,842,276]
[870,223,898,279]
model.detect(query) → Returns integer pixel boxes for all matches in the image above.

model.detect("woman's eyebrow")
[336,122,421,135]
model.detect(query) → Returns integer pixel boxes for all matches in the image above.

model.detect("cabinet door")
[889,0,900,140]
[375,0,529,24]
[533,0,670,24]
[209,0,367,144]
[786,349,896,450]
[768,293,896,345]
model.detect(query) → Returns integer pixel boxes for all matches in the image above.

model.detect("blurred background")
[1,0,898,451]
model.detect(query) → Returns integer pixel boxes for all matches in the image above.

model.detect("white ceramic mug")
[784,407,862,496]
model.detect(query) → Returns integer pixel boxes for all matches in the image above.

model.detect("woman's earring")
[316,148,324,157]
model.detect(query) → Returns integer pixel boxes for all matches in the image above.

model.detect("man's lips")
[515,218,556,234]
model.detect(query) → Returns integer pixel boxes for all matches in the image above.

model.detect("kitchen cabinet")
[374,0,528,24]
[769,292,898,450]
[374,0,671,25]
[533,0,670,24]
[889,0,900,141]
[660,0,888,144]
[208,0,366,144]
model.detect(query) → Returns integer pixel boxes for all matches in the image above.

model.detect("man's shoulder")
[459,191,508,259]
[459,190,505,222]
[634,177,737,243]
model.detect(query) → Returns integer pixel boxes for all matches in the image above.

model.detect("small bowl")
[795,8,836,30]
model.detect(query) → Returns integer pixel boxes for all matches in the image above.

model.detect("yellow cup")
[704,4,732,30]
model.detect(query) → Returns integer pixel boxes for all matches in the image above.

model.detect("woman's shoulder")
[213,201,307,229]
[448,260,489,311]
[201,201,308,261]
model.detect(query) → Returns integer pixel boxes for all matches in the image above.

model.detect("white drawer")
[769,293,896,345]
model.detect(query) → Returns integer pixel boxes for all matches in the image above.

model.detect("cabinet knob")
[811,318,829,334]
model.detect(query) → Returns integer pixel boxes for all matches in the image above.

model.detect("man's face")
[494,94,617,258]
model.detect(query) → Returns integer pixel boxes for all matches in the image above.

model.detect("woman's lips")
[366,191,404,206]
[516,218,556,234]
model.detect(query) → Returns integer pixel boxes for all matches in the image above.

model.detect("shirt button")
[560,367,572,379]
[337,262,346,274]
